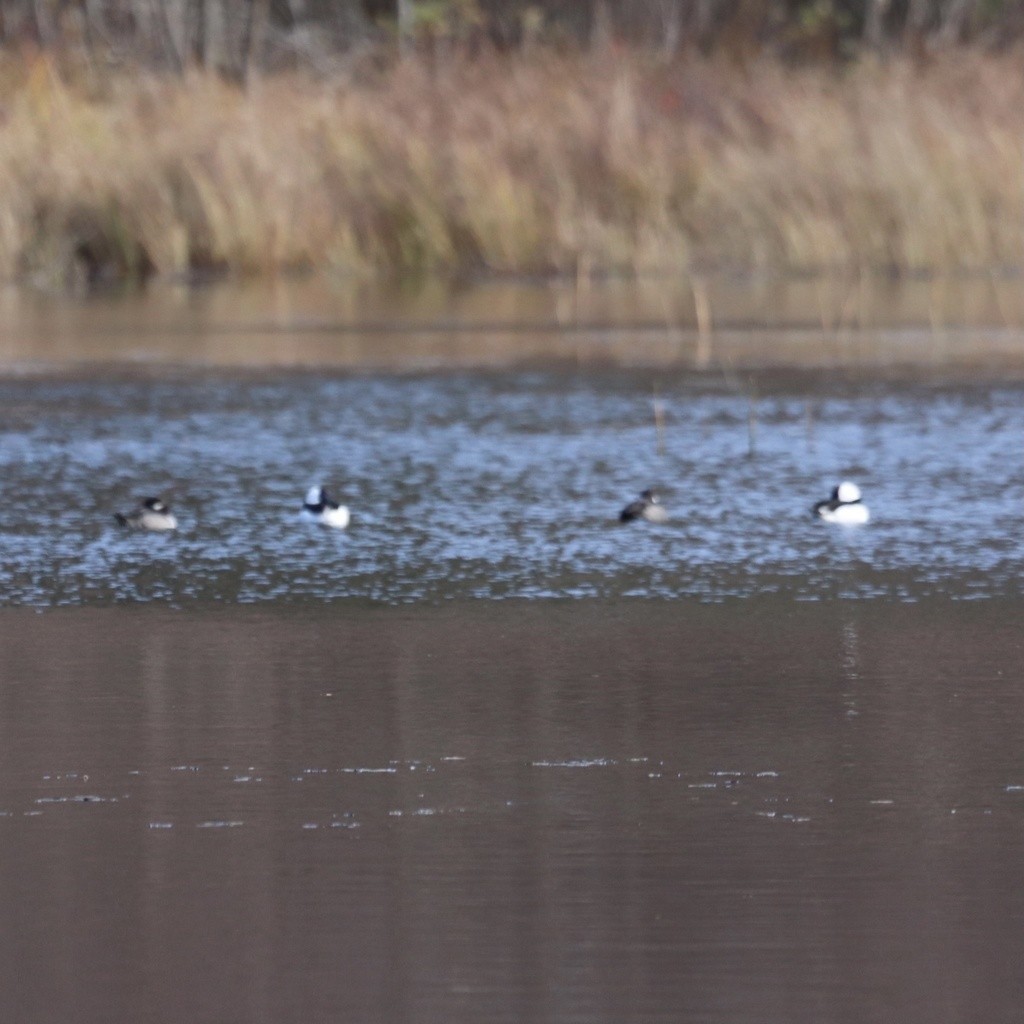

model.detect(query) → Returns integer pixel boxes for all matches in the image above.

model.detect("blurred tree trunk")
[905,0,932,50]
[693,0,716,50]
[864,0,893,50]
[240,0,270,80]
[655,0,682,56]
[936,0,977,44]
[397,0,413,53]
[197,0,225,70]
[31,0,58,47]
[591,0,613,48]
[158,0,192,70]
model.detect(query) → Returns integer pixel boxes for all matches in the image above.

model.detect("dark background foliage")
[2,0,1020,80]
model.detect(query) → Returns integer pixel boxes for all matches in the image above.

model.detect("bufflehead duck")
[813,481,870,524]
[619,488,669,524]
[300,485,350,529]
[114,497,178,532]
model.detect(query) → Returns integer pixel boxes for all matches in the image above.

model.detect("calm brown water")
[3,276,1024,1023]
[5,273,1024,371]
[1,601,1023,1024]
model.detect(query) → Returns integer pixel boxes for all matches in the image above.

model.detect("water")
[2,601,1024,1024]
[2,370,1024,604]
[3,277,1024,1023]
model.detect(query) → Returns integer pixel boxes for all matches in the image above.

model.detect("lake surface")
[1,366,1024,604]
[2,277,1024,1023]
[3,602,1024,1024]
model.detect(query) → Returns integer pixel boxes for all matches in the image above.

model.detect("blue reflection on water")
[0,371,1022,604]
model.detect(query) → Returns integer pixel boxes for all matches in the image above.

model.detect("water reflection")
[1,602,1023,1023]
[839,613,861,720]
[5,274,1024,370]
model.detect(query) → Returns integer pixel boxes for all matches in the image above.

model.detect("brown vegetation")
[1,48,1023,286]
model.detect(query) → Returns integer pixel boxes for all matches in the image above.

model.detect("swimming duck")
[619,488,668,524]
[300,485,350,529]
[114,497,178,532]
[813,481,870,524]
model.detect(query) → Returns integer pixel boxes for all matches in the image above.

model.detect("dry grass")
[0,49,1022,285]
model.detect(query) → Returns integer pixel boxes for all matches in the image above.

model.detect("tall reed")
[0,50,1021,284]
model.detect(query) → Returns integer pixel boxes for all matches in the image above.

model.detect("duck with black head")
[619,488,668,524]
[813,481,870,525]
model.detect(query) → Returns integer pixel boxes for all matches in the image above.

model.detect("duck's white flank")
[115,497,178,532]
[814,481,870,524]
[300,486,351,529]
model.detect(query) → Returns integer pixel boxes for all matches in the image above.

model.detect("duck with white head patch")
[300,485,350,529]
[619,488,669,524]
[114,496,178,532]
[813,481,870,525]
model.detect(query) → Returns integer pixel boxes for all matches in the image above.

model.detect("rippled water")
[1,369,1023,604]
